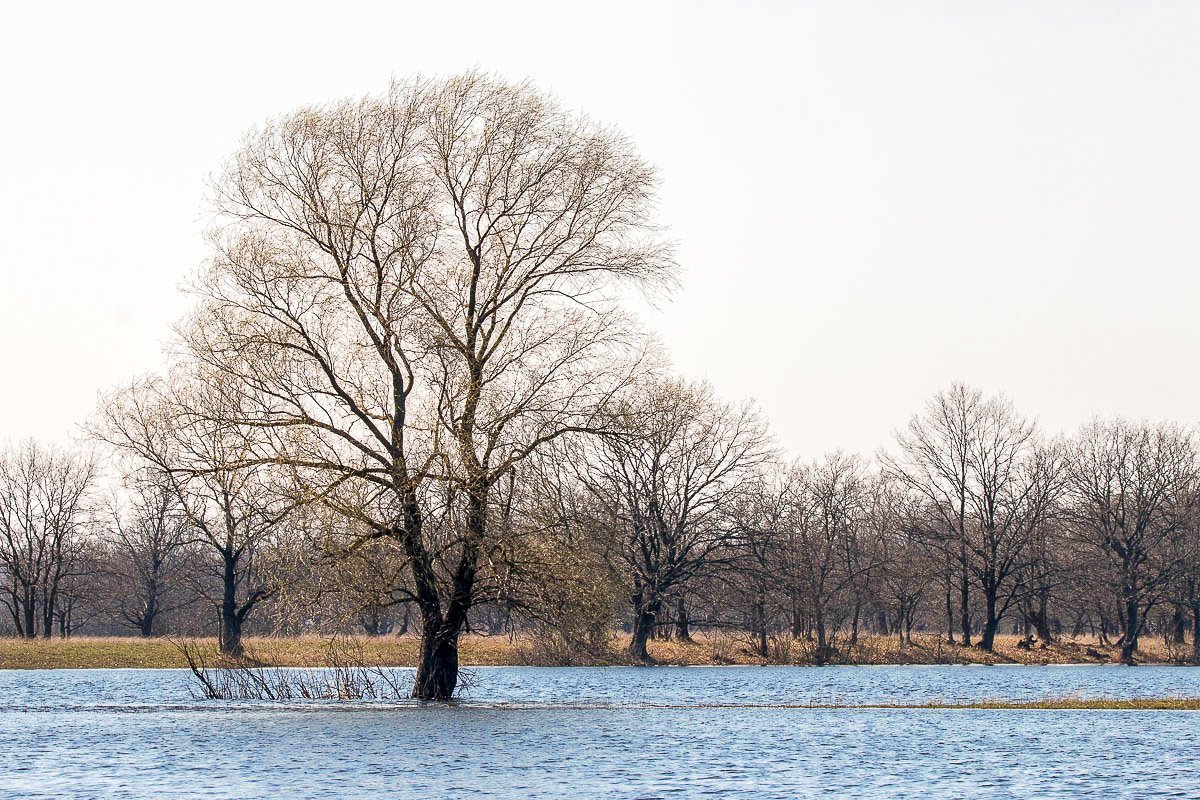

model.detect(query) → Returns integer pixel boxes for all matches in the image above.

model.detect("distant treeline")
[4,382,1198,670]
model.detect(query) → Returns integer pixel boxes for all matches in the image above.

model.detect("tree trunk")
[140,594,158,638]
[1191,603,1200,666]
[1169,606,1186,645]
[22,589,36,639]
[41,587,54,639]
[959,543,971,646]
[219,607,243,657]
[361,604,392,636]
[1119,593,1139,664]
[752,596,768,658]
[401,484,479,701]
[1032,591,1053,642]
[413,619,459,700]
[814,606,829,665]
[674,596,692,642]
[849,600,861,646]
[979,588,998,651]
[943,561,955,644]
[629,602,658,663]
[219,552,243,657]
[4,595,21,638]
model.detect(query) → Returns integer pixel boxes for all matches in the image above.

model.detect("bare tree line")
[5,383,1200,688]
[2,74,1199,700]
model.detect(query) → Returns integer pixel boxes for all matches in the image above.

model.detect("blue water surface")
[2,665,1198,798]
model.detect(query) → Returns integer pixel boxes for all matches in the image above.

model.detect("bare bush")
[179,636,410,701]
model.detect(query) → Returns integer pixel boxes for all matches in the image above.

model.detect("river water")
[3,665,1198,798]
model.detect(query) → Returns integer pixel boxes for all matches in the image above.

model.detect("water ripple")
[2,666,1199,798]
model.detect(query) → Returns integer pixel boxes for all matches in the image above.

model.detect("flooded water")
[3,666,1199,798]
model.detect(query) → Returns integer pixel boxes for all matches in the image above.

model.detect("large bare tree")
[961,408,1063,650]
[729,472,791,657]
[883,385,1059,650]
[104,472,194,637]
[0,440,96,638]
[96,373,290,656]
[870,478,934,645]
[1063,419,1196,663]
[581,378,771,662]
[780,453,881,662]
[883,385,979,644]
[182,73,674,697]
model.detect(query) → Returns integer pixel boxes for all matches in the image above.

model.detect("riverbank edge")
[861,698,1200,710]
[1,633,1193,670]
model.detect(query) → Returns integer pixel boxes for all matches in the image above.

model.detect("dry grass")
[644,632,1188,666]
[847,697,1200,710]
[0,631,1190,670]
[0,635,518,670]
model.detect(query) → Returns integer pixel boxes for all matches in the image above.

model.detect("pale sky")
[2,0,1198,458]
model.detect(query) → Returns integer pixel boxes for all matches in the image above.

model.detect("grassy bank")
[0,632,1191,670]
[672,698,1200,710]
[870,698,1200,710]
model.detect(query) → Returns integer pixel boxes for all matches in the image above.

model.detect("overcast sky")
[2,0,1198,458]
